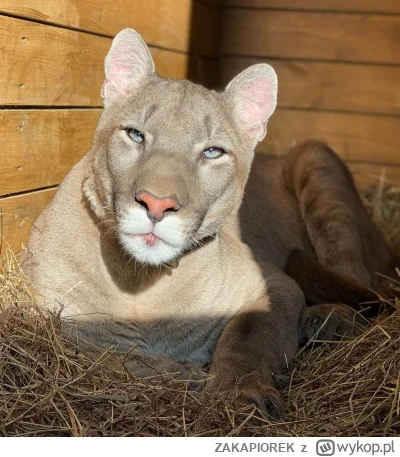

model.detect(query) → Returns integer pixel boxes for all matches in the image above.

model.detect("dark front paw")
[205,377,284,420]
[237,385,284,420]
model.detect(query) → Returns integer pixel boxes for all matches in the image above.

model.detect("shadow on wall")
[187,1,222,90]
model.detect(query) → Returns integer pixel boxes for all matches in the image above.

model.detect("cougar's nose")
[135,191,181,222]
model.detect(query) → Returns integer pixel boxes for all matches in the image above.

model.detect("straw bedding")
[0,182,399,437]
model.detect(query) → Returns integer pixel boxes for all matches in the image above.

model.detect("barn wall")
[221,0,400,187]
[0,0,222,253]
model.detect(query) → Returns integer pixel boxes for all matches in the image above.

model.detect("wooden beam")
[0,0,220,56]
[221,57,400,116]
[259,108,400,165]
[225,0,400,14]
[349,163,400,188]
[221,10,400,64]
[0,109,101,196]
[0,16,218,106]
[0,188,56,254]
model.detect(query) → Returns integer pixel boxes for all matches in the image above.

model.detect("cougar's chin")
[119,233,183,266]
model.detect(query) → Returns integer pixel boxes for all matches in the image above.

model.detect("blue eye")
[126,128,144,143]
[203,147,226,159]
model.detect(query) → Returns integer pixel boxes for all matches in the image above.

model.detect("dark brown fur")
[241,140,399,316]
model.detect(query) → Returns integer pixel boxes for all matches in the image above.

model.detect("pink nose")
[135,191,180,222]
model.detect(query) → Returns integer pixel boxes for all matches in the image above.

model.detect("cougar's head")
[84,29,277,266]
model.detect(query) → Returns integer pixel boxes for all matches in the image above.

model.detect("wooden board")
[188,1,221,59]
[0,0,220,56]
[221,10,400,64]
[221,58,400,115]
[187,56,219,90]
[225,0,400,13]
[0,16,217,106]
[0,188,56,254]
[201,0,223,6]
[0,110,101,196]
[349,163,400,188]
[258,109,400,165]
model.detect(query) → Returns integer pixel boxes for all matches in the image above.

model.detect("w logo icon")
[316,440,335,456]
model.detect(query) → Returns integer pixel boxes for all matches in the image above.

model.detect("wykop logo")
[316,440,335,456]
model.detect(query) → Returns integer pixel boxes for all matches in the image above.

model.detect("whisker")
[102,225,117,239]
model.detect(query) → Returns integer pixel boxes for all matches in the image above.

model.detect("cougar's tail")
[285,249,389,318]
[282,140,399,317]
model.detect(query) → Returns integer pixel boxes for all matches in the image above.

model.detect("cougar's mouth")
[120,231,184,266]
[118,207,186,266]
[124,228,182,249]
[127,232,161,246]
[141,233,160,246]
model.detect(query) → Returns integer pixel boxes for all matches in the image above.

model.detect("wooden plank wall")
[0,0,222,253]
[221,0,400,187]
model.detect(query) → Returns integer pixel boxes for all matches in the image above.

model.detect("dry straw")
[0,178,399,437]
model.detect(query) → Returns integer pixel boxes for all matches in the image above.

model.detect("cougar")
[25,29,399,418]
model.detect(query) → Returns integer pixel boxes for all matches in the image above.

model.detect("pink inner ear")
[107,47,140,95]
[240,76,275,134]
[102,29,154,103]
[109,51,135,78]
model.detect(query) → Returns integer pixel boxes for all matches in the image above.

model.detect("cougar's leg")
[62,320,205,386]
[282,140,398,293]
[206,271,305,419]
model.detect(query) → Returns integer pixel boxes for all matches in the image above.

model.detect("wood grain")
[349,163,400,188]
[221,10,400,64]
[0,16,218,106]
[225,0,400,13]
[0,0,220,56]
[221,58,400,115]
[0,110,101,196]
[0,188,56,253]
[202,0,223,6]
[258,109,400,165]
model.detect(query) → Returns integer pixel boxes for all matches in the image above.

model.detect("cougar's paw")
[155,359,206,392]
[174,361,207,392]
[301,303,366,344]
[236,385,284,420]
[205,378,284,420]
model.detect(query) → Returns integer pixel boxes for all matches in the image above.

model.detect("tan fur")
[25,30,398,418]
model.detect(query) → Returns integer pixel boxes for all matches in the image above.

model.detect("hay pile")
[0,183,399,437]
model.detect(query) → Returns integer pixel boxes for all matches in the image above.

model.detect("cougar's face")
[85,29,277,266]
[99,79,250,266]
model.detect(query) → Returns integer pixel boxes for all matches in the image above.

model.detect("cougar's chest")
[111,291,234,366]
[110,251,267,365]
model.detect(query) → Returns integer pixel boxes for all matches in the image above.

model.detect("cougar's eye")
[203,147,226,159]
[126,128,144,144]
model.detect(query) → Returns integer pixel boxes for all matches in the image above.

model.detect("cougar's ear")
[101,28,155,106]
[225,64,277,143]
